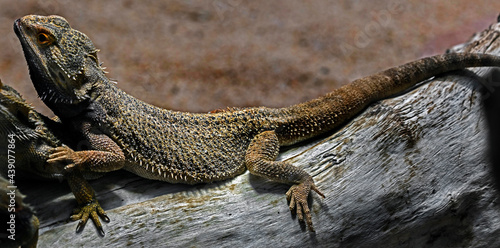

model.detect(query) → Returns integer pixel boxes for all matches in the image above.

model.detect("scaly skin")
[0,79,63,179]
[0,82,40,246]
[0,79,108,236]
[14,15,500,234]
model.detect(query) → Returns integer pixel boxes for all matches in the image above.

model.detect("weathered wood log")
[22,18,500,247]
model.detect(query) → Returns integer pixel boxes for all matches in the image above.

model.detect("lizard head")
[14,15,104,105]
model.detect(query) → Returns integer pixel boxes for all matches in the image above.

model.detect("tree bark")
[24,18,500,247]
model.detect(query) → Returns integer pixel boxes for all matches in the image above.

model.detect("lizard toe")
[71,200,108,236]
[47,146,76,169]
[286,178,322,232]
[74,210,89,233]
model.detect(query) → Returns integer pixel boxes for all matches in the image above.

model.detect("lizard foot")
[47,146,80,172]
[71,200,110,236]
[286,177,325,232]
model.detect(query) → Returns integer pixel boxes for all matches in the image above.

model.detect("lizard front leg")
[48,122,125,173]
[47,122,124,235]
[65,170,109,236]
[245,130,325,232]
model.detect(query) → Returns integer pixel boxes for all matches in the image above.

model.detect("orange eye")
[37,33,51,45]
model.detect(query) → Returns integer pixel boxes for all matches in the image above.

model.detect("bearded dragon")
[0,79,107,235]
[13,14,500,234]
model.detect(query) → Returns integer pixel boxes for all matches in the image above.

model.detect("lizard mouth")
[14,19,78,105]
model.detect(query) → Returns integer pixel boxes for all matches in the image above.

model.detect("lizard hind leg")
[245,130,325,232]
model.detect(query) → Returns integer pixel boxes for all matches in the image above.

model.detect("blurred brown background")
[0,0,499,116]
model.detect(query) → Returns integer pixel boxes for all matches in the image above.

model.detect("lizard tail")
[353,53,500,101]
[276,53,500,145]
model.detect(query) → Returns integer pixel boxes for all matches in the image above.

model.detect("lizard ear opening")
[88,50,99,64]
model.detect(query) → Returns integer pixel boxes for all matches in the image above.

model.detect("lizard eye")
[37,33,52,45]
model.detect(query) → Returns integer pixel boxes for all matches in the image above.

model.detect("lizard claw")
[71,200,109,236]
[47,146,78,172]
[286,177,325,232]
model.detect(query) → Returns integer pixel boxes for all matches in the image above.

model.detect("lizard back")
[98,83,280,183]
